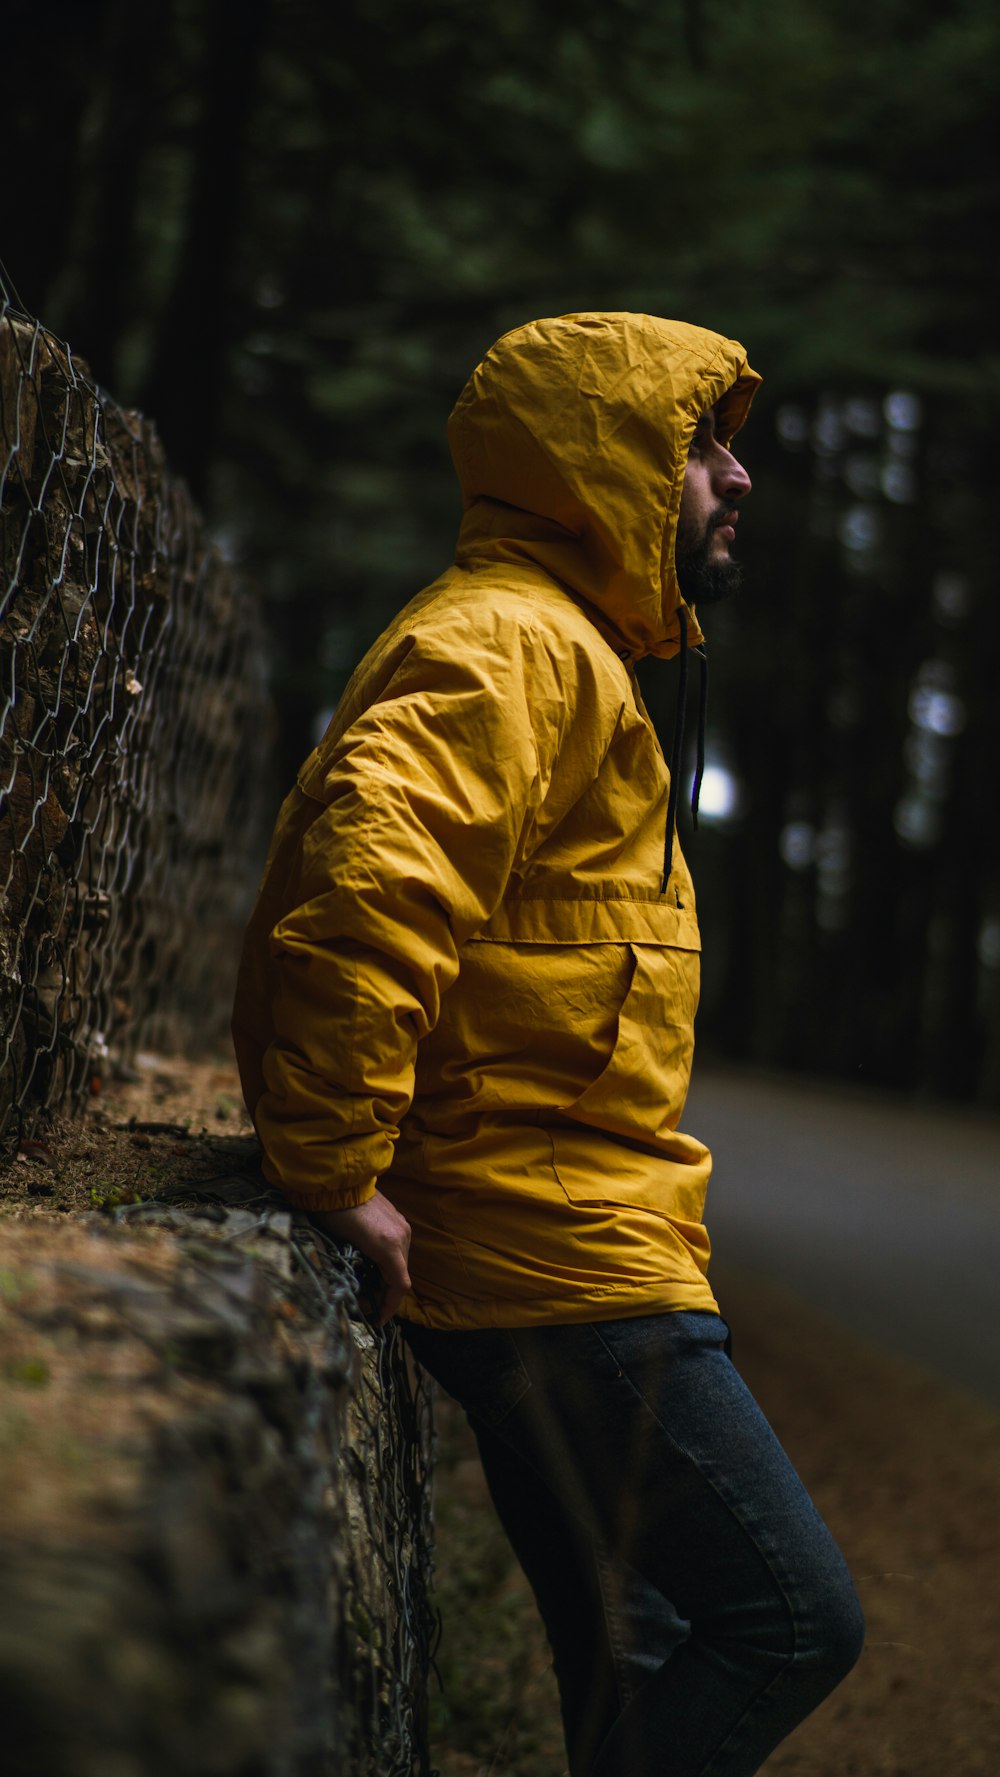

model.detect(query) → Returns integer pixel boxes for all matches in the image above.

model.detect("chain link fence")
[0,286,439,1773]
[0,290,273,1144]
[120,1172,440,1777]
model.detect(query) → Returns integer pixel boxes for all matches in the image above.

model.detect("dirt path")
[430,1264,1000,1776]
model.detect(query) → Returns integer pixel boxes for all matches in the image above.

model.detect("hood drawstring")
[662,608,688,893]
[692,643,708,827]
[661,611,710,896]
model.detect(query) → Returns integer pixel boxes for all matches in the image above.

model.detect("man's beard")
[675,508,744,606]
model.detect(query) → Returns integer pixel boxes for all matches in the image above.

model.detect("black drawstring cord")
[691,645,708,828]
[662,607,689,893]
[661,617,711,893]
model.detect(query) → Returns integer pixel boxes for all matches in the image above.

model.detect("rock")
[0,1203,435,1776]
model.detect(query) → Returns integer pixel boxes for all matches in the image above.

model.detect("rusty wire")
[126,1171,440,1775]
[0,288,273,1145]
[303,1227,439,1776]
[1,283,439,1771]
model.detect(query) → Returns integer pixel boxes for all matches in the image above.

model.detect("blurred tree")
[3,0,999,1103]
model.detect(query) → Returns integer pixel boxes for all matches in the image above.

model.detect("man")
[233,313,863,1776]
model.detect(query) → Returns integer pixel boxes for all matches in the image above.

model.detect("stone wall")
[0,303,273,1146]
[0,1186,436,1776]
[2,295,436,1775]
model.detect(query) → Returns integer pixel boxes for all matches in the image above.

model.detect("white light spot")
[839,506,881,553]
[904,728,947,789]
[697,764,741,823]
[881,462,916,504]
[779,820,816,871]
[884,390,922,431]
[908,686,965,737]
[813,403,846,455]
[978,920,1000,970]
[776,404,809,447]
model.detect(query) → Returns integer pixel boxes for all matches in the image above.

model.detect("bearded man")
[233,313,863,1777]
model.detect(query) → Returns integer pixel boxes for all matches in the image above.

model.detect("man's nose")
[715,449,751,501]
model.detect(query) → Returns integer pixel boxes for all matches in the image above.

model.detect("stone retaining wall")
[0,1190,436,1776]
[0,303,273,1146]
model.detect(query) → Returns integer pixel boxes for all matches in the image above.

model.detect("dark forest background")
[5,0,1000,1104]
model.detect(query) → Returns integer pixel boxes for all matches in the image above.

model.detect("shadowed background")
[6,0,1000,1107]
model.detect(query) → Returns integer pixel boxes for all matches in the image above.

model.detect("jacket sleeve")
[251,618,578,1211]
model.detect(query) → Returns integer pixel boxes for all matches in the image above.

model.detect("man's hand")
[312,1190,412,1326]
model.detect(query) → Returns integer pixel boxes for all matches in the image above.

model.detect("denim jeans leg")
[402,1313,863,1777]
[472,1414,622,1773]
[402,1321,639,1769]
[506,1312,864,1777]
[466,1414,694,1776]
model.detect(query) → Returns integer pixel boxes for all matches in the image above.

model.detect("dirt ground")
[0,1051,257,1224]
[4,1061,999,1776]
[429,1266,1000,1777]
[0,1052,261,1543]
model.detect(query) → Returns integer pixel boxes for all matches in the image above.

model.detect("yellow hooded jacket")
[232,313,760,1329]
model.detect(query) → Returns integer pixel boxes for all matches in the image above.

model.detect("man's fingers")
[311,1193,412,1324]
[377,1248,412,1326]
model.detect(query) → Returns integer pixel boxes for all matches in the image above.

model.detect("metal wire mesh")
[295,1230,439,1776]
[127,1169,440,1775]
[0,291,273,1145]
[1,285,440,1772]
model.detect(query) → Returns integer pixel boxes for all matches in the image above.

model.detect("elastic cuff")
[279,1181,377,1213]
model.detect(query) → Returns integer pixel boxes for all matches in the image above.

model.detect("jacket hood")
[448,312,760,659]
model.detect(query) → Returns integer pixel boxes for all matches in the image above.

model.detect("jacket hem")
[398,1274,718,1332]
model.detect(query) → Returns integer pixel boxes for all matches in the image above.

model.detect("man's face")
[674,402,752,605]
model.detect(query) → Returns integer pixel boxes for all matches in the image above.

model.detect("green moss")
[6,1357,51,1387]
[89,1184,142,1211]
[0,1267,30,1303]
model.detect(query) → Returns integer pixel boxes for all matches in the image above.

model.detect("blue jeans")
[402,1311,864,1777]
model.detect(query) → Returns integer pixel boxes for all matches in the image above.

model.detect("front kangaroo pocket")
[564,939,701,1140]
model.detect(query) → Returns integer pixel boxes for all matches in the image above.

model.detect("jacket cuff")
[273,1187,376,1215]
